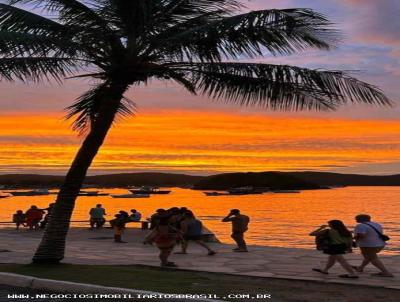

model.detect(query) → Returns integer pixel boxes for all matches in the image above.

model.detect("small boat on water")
[228,186,263,195]
[78,190,109,196]
[272,190,300,193]
[128,186,171,195]
[204,186,271,196]
[111,193,150,199]
[7,189,50,196]
[203,191,229,196]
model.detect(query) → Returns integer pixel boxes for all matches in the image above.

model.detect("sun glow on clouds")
[1,110,400,175]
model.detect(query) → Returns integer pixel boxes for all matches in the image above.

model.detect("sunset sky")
[0,0,399,175]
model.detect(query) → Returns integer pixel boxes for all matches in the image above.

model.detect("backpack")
[315,229,331,251]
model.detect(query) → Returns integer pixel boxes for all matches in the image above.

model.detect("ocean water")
[1,186,399,254]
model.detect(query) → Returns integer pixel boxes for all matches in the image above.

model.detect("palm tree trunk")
[32,81,129,264]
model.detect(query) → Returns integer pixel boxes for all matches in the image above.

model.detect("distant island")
[192,172,320,190]
[1,171,400,190]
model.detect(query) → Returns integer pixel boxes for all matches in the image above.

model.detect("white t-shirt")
[354,222,386,247]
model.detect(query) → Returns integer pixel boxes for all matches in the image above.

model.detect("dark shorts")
[184,235,202,241]
[323,243,348,255]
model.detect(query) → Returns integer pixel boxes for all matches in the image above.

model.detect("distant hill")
[288,172,400,187]
[1,171,400,189]
[0,173,202,188]
[86,173,202,187]
[192,172,320,190]
[0,174,65,187]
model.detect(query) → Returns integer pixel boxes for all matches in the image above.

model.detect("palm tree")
[0,0,390,263]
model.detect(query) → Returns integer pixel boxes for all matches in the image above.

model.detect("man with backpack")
[353,214,393,277]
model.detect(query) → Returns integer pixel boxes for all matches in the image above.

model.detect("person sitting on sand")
[353,214,393,277]
[145,215,182,267]
[310,220,358,278]
[25,205,45,230]
[12,210,26,230]
[222,209,250,252]
[176,210,216,256]
[110,213,129,243]
[129,209,142,222]
[89,204,107,229]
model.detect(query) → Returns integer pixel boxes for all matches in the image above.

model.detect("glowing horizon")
[1,110,400,176]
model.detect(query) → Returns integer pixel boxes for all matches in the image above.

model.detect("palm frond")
[0,30,84,57]
[0,56,79,82]
[161,69,197,94]
[0,3,66,36]
[152,8,340,62]
[65,81,136,133]
[172,62,391,110]
[8,0,110,30]
[100,0,240,31]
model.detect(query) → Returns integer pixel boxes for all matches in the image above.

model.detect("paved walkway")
[0,228,399,289]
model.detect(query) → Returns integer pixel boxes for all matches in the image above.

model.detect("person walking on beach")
[310,220,358,278]
[145,215,182,267]
[177,210,216,255]
[353,214,393,277]
[149,209,167,229]
[222,209,249,252]
[89,204,107,229]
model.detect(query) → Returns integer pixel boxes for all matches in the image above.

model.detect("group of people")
[88,204,142,243]
[12,204,54,230]
[144,207,217,267]
[310,214,393,278]
[12,203,394,277]
[88,206,250,267]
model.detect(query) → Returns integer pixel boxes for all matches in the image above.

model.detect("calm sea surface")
[1,186,399,254]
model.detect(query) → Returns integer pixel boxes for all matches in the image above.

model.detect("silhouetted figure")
[222,209,249,252]
[149,209,167,229]
[145,215,181,267]
[89,204,106,229]
[119,210,129,219]
[110,213,129,243]
[129,209,142,222]
[12,210,26,230]
[177,210,216,255]
[25,206,45,230]
[310,220,357,278]
[40,203,55,229]
[353,214,393,277]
